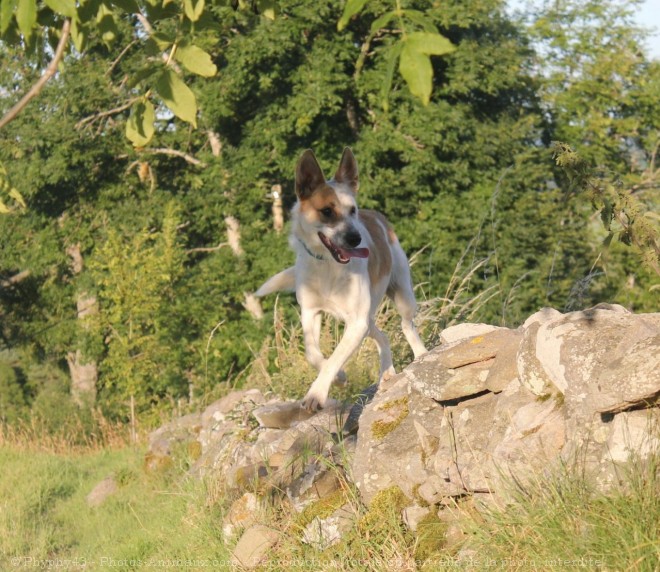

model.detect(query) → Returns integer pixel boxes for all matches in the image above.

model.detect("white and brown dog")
[256,148,427,411]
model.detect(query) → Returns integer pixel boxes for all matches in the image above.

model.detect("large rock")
[407,329,521,402]
[353,306,659,506]
[145,306,660,543]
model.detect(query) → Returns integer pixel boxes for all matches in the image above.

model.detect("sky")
[508,0,660,60]
[637,0,660,60]
[637,0,660,59]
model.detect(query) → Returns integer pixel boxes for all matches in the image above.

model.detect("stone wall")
[141,304,660,565]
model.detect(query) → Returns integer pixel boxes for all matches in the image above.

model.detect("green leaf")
[370,10,395,34]
[127,64,161,89]
[175,44,217,77]
[600,198,613,231]
[155,69,198,127]
[16,0,36,40]
[602,232,614,248]
[8,188,26,208]
[406,31,455,56]
[381,42,403,112]
[338,0,368,31]
[126,100,156,147]
[151,31,175,50]
[399,44,432,105]
[1,0,16,36]
[44,0,76,18]
[257,0,278,20]
[70,17,87,52]
[183,0,204,22]
[618,229,632,246]
[96,3,118,45]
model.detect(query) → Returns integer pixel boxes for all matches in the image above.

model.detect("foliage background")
[0,0,658,425]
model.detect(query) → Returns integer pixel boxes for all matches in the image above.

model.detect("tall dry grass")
[0,409,134,454]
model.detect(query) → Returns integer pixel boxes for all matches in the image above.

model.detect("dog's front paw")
[301,385,328,413]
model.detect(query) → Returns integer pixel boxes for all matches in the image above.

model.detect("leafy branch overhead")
[1,0,455,147]
[339,0,456,108]
[0,0,274,146]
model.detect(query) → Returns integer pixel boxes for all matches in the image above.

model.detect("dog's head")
[294,148,369,264]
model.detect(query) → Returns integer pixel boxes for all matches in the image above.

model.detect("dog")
[255,148,427,411]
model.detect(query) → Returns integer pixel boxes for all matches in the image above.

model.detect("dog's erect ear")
[295,150,326,200]
[334,147,359,194]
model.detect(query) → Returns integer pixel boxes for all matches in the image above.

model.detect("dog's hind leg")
[369,320,396,384]
[393,285,427,358]
[390,248,427,358]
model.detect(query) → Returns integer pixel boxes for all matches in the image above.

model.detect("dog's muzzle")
[318,232,369,264]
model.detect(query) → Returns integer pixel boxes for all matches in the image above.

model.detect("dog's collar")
[297,237,325,261]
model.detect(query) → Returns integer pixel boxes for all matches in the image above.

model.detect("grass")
[0,441,233,571]
[1,247,658,570]
[465,457,660,571]
[2,421,659,572]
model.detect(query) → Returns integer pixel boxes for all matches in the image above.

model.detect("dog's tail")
[255,267,296,297]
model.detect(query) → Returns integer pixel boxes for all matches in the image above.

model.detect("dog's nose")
[346,231,362,248]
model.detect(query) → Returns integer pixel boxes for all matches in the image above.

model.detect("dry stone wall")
[139,304,660,564]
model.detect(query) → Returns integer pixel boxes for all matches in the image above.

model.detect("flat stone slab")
[440,323,507,344]
[253,399,341,429]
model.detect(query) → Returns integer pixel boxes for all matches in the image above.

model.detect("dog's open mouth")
[318,232,369,264]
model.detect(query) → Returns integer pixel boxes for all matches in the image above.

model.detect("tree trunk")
[66,244,99,406]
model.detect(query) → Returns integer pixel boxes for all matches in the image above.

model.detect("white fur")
[255,149,427,411]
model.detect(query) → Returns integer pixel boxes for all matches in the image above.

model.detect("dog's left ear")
[334,147,359,194]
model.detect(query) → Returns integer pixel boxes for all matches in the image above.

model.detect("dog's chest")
[295,261,368,319]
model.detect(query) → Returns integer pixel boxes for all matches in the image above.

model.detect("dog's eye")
[320,207,333,218]
[350,206,357,216]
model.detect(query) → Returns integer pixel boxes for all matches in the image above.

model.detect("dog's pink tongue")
[339,246,369,259]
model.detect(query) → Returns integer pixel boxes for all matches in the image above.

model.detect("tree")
[0,0,456,150]
[527,0,660,307]
[1,0,656,426]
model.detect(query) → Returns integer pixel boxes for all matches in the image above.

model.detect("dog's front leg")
[302,320,369,411]
[301,308,324,370]
[301,309,348,385]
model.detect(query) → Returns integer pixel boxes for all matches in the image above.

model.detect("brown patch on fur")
[359,209,393,285]
[299,186,340,221]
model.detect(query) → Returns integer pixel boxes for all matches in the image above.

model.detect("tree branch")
[143,148,206,166]
[186,243,229,254]
[0,19,71,131]
[75,98,139,130]
[0,270,31,288]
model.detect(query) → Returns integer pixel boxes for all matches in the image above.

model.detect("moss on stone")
[295,489,348,529]
[414,511,448,562]
[412,483,430,508]
[187,440,202,460]
[357,486,409,532]
[370,396,409,440]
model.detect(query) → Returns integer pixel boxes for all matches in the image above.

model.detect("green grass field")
[1,433,659,571]
[0,445,232,571]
